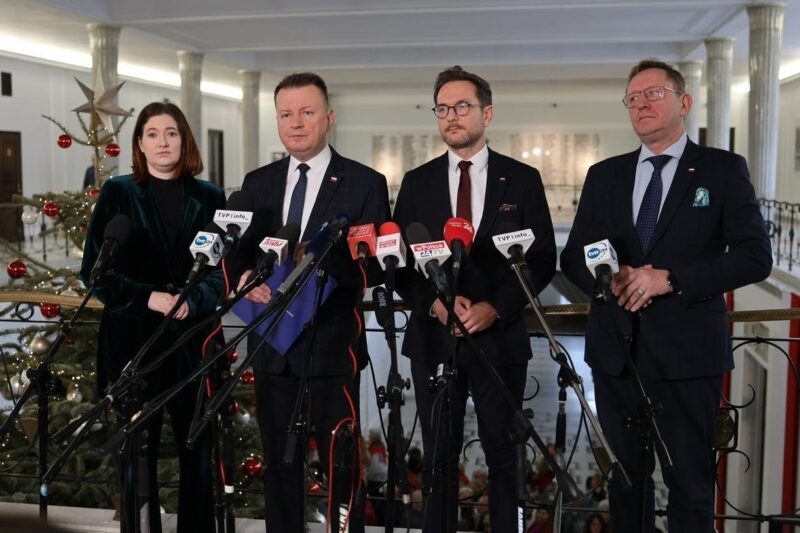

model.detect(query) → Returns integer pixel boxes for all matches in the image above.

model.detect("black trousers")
[254,366,364,532]
[411,347,527,533]
[594,361,722,533]
[118,379,214,533]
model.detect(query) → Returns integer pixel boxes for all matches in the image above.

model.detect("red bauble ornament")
[7,260,27,279]
[309,482,322,494]
[240,370,255,385]
[230,399,240,415]
[57,134,72,149]
[42,202,60,218]
[40,303,61,319]
[104,143,121,157]
[242,456,263,478]
[228,350,239,364]
[87,187,101,199]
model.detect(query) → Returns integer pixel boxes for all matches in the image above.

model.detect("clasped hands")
[237,241,311,305]
[612,264,672,312]
[431,296,498,336]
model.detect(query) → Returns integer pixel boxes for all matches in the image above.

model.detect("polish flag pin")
[330,176,339,182]
[688,168,695,172]
[499,176,506,182]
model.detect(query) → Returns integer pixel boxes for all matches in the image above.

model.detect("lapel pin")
[330,176,339,183]
[688,168,695,173]
[499,176,506,182]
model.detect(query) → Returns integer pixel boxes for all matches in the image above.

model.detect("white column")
[705,38,734,150]
[87,24,120,181]
[240,70,261,174]
[747,3,785,199]
[677,61,702,143]
[178,51,204,150]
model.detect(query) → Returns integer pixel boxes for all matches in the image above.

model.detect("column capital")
[747,3,786,32]
[705,37,734,58]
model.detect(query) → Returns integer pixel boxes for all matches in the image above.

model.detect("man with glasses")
[393,65,556,532]
[561,59,771,532]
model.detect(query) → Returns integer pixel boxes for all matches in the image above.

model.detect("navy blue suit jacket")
[236,147,390,377]
[393,149,557,369]
[560,140,772,379]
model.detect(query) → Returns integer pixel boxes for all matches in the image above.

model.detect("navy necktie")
[286,163,310,226]
[636,154,671,251]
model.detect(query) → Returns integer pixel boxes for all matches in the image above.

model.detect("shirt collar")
[289,144,332,175]
[448,144,489,173]
[638,132,688,164]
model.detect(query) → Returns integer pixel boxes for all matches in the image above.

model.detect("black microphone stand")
[425,276,582,510]
[596,283,672,533]
[282,263,330,531]
[508,262,632,532]
[0,285,97,524]
[418,276,460,533]
[373,285,411,532]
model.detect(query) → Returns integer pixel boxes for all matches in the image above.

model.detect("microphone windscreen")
[373,286,392,328]
[224,190,253,211]
[443,217,474,251]
[276,223,301,250]
[103,213,132,244]
[406,222,432,246]
[378,221,402,236]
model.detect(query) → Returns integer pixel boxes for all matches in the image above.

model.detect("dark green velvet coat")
[80,174,227,395]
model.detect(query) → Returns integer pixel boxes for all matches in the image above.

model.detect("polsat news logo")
[262,238,285,248]
[412,242,447,258]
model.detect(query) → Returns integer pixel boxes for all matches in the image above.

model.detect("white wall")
[0,54,242,195]
[777,76,800,203]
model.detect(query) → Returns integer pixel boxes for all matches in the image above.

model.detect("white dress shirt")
[447,144,489,232]
[282,145,333,236]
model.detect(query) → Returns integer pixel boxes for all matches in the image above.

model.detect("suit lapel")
[474,149,508,244]
[427,153,452,240]
[304,147,343,240]
[647,141,701,255]
[618,150,641,260]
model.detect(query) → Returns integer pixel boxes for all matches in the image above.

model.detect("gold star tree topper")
[72,70,132,132]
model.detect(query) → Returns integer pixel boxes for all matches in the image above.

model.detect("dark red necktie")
[457,160,472,223]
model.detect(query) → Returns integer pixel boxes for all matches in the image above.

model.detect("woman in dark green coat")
[81,102,226,533]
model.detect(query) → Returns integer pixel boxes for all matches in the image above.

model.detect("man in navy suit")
[560,59,772,532]
[394,66,556,532]
[235,72,390,532]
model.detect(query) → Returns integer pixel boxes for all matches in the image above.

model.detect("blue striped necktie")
[636,154,671,251]
[286,163,310,226]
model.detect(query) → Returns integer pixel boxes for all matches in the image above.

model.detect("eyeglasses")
[432,101,476,118]
[622,86,682,108]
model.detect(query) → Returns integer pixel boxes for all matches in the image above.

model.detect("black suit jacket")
[81,174,227,395]
[560,140,772,379]
[237,147,390,377]
[393,149,557,369]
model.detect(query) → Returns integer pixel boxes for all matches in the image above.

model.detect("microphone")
[406,222,451,300]
[186,226,224,285]
[443,217,474,288]
[89,213,133,285]
[244,223,302,286]
[584,239,619,300]
[213,191,254,257]
[373,286,393,331]
[555,388,566,453]
[376,221,407,292]
[347,223,377,264]
[276,215,349,296]
[492,223,535,265]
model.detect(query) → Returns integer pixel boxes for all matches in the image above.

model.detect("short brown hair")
[273,72,330,107]
[627,59,686,93]
[433,66,492,107]
[131,101,203,182]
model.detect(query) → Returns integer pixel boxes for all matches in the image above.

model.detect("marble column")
[747,3,784,199]
[677,60,703,142]
[240,70,261,174]
[705,38,734,150]
[178,51,204,149]
[87,24,120,181]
